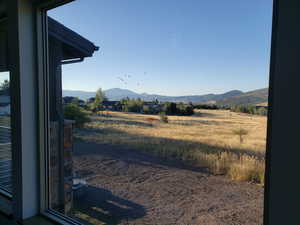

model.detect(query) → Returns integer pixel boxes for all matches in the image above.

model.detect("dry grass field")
[0,116,10,127]
[75,109,267,184]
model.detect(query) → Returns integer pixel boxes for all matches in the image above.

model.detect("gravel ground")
[73,141,264,225]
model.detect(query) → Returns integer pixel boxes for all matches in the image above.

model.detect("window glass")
[0,20,12,196]
[47,1,272,224]
[0,72,11,194]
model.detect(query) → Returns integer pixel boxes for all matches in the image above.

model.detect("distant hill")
[104,88,142,100]
[63,88,268,105]
[63,88,243,103]
[62,90,96,100]
[216,88,268,106]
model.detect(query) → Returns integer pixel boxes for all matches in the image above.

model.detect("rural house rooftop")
[48,17,99,61]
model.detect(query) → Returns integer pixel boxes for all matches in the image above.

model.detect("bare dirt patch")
[73,141,263,225]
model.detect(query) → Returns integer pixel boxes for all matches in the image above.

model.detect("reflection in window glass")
[0,72,12,193]
[47,1,272,224]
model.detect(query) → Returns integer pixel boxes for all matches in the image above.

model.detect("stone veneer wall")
[50,120,74,214]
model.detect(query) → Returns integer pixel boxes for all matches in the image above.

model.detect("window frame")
[0,18,13,200]
[33,1,300,225]
[36,2,83,225]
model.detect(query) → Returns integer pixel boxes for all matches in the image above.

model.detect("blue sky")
[48,0,273,96]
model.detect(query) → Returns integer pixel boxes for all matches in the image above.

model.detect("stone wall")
[50,120,74,214]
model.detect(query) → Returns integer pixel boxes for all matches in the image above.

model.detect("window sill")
[0,214,59,225]
[23,215,59,225]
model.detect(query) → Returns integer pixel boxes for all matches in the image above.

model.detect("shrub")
[194,104,219,110]
[228,157,265,184]
[177,103,194,116]
[233,128,249,143]
[159,112,169,123]
[163,102,194,116]
[163,102,178,115]
[121,98,144,113]
[257,107,268,116]
[142,105,151,114]
[231,104,268,116]
[64,104,91,128]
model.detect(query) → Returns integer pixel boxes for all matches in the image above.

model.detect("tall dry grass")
[76,110,267,184]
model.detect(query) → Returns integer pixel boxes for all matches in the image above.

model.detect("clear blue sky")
[48,0,273,96]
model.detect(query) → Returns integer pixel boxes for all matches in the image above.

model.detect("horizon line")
[62,86,268,97]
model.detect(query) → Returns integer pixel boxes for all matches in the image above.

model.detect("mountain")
[62,90,96,100]
[104,88,141,100]
[63,88,244,103]
[216,88,269,106]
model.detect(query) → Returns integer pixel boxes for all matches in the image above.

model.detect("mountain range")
[63,88,268,106]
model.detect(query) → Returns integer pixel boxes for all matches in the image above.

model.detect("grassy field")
[0,116,10,127]
[75,109,267,184]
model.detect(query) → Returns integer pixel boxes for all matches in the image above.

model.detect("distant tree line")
[162,102,194,116]
[0,79,10,95]
[193,103,268,116]
[120,98,145,113]
[120,98,194,116]
[230,105,268,116]
[194,104,220,110]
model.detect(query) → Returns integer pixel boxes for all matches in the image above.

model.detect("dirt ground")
[73,141,264,225]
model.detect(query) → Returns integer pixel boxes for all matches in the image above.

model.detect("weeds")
[77,110,266,184]
[233,128,249,144]
[159,112,169,123]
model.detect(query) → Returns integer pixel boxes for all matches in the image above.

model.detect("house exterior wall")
[0,104,10,115]
[48,35,74,214]
[0,26,7,72]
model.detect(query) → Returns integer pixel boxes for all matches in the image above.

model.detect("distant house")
[102,101,122,111]
[255,103,268,110]
[143,101,164,114]
[0,96,10,115]
[87,97,95,105]
[63,96,85,106]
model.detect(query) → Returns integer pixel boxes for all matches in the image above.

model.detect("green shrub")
[159,112,169,123]
[163,102,178,115]
[121,98,144,113]
[194,104,219,110]
[142,105,152,114]
[233,128,249,143]
[163,102,194,116]
[257,107,268,116]
[231,105,266,116]
[64,104,91,128]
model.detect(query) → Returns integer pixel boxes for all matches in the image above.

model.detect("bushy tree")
[163,102,178,115]
[143,105,151,114]
[257,107,268,116]
[231,104,267,116]
[91,88,107,111]
[121,98,144,113]
[194,104,219,110]
[177,103,194,116]
[64,104,91,128]
[163,102,194,116]
[233,128,249,144]
[0,79,10,95]
[71,97,80,105]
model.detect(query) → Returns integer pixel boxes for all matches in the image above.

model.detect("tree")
[233,128,249,144]
[159,112,169,123]
[71,97,80,105]
[0,79,10,95]
[64,104,91,128]
[92,88,107,111]
[121,98,144,113]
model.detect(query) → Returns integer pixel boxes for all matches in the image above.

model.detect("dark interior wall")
[264,1,300,225]
[48,36,65,211]
[49,36,63,122]
[0,21,7,72]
